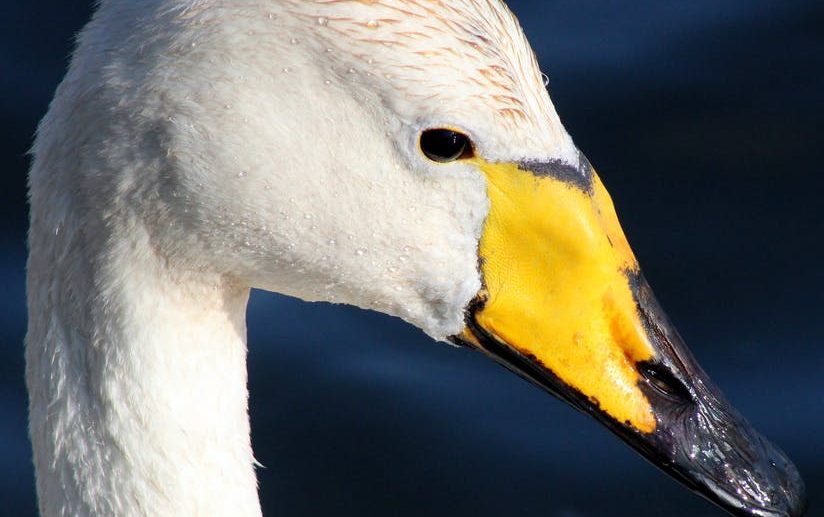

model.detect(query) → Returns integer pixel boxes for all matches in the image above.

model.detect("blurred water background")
[1,1,822,515]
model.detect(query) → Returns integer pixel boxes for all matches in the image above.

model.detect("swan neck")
[26,223,261,516]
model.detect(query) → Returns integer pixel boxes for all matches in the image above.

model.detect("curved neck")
[26,218,260,516]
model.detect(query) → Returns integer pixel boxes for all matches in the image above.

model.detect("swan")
[26,1,805,516]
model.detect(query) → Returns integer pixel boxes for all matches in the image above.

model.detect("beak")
[452,153,806,517]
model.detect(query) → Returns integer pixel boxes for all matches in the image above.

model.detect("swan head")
[81,1,804,515]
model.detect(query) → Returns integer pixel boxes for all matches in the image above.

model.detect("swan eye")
[420,129,473,162]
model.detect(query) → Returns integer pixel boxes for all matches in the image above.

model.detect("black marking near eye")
[420,129,473,162]
[519,150,593,192]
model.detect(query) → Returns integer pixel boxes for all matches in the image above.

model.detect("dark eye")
[420,129,473,162]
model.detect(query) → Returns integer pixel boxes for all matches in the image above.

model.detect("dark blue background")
[2,1,822,516]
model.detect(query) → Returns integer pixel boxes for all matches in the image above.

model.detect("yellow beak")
[454,153,806,517]
[466,154,655,432]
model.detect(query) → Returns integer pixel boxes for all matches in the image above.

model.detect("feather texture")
[26,1,574,515]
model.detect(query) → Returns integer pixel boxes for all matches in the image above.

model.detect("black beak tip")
[769,452,806,517]
[709,440,807,517]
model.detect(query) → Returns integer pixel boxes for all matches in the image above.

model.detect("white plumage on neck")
[27,222,258,515]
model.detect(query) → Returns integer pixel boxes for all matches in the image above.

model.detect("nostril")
[638,362,693,402]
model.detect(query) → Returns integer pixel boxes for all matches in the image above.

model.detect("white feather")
[27,1,576,515]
